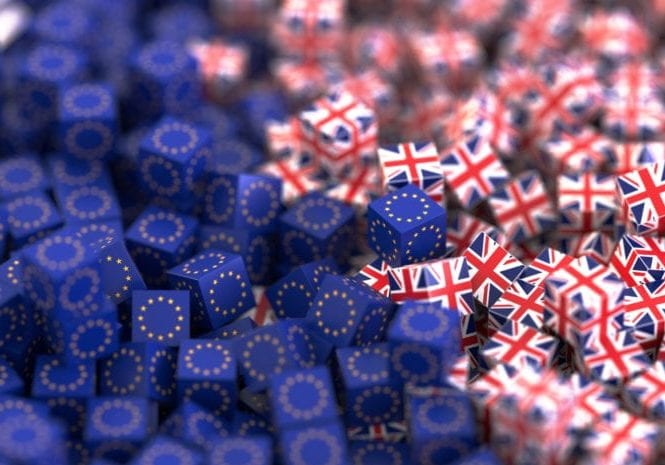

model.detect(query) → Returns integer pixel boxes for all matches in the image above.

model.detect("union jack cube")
[266,116,304,161]
[489,278,545,335]
[273,58,345,104]
[514,247,574,287]
[540,128,615,175]
[299,91,378,181]
[488,170,557,244]
[577,329,650,388]
[463,232,525,308]
[482,319,557,371]
[259,158,324,205]
[272,0,345,60]
[557,232,617,266]
[332,71,398,125]
[348,24,403,77]
[558,172,618,235]
[623,360,665,420]
[466,363,518,439]
[399,88,453,145]
[602,63,665,141]
[446,210,507,257]
[609,234,665,286]
[623,279,665,358]
[617,162,665,236]
[579,410,661,465]
[581,9,650,61]
[609,142,665,175]
[187,38,248,100]
[354,258,391,298]
[570,373,619,432]
[543,256,625,347]
[325,164,381,213]
[441,132,509,209]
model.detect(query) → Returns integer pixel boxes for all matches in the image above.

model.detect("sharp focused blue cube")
[279,422,351,465]
[406,388,478,465]
[4,192,63,247]
[0,154,49,201]
[161,400,231,452]
[266,258,339,319]
[167,250,255,333]
[279,193,356,267]
[349,441,410,465]
[207,435,273,465]
[132,290,190,346]
[99,342,177,404]
[125,206,198,287]
[367,184,447,267]
[176,339,237,417]
[306,274,395,348]
[93,236,145,304]
[73,220,123,247]
[128,435,204,465]
[201,317,256,340]
[335,343,403,427]
[269,366,338,430]
[58,82,118,162]
[387,301,462,387]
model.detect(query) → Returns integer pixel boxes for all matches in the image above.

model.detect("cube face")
[4,193,63,246]
[96,239,146,304]
[367,184,447,267]
[54,183,121,224]
[131,436,203,465]
[48,154,113,189]
[617,162,665,236]
[31,355,96,398]
[407,389,477,442]
[280,423,350,465]
[208,436,272,465]
[162,400,231,451]
[85,397,156,444]
[0,154,49,201]
[270,366,337,429]
[132,290,190,346]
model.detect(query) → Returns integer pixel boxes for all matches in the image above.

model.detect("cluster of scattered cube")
[5,0,665,465]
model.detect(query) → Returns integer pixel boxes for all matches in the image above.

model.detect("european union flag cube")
[201,317,256,340]
[129,435,204,465]
[208,436,273,465]
[161,400,231,451]
[0,154,49,201]
[266,258,339,319]
[306,274,395,348]
[0,284,36,367]
[336,343,403,427]
[73,221,123,247]
[176,339,237,418]
[167,250,255,333]
[53,182,121,225]
[93,237,145,304]
[84,397,157,463]
[206,138,264,175]
[132,290,190,346]
[128,40,201,123]
[137,116,211,210]
[350,442,410,465]
[47,154,114,189]
[57,83,118,162]
[32,1,96,47]
[279,422,351,465]
[279,193,355,267]
[367,184,447,267]
[198,225,277,284]
[125,206,198,287]
[269,366,338,430]
[235,320,317,391]
[202,173,282,232]
[99,342,177,404]
[0,358,23,395]
[406,388,478,465]
[17,43,88,132]
[387,301,462,387]
[4,192,63,247]
[233,411,274,437]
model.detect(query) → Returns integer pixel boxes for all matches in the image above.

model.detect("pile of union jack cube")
[5,0,665,464]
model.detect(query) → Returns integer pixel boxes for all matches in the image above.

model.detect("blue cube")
[367,184,447,267]
[266,258,339,319]
[93,236,145,304]
[132,290,190,346]
[4,193,63,247]
[201,317,256,340]
[84,397,158,463]
[73,221,123,247]
[450,448,502,465]
[279,422,351,465]
[406,388,478,465]
[387,301,462,387]
[279,193,355,267]
[48,154,114,189]
[0,283,36,366]
[129,436,204,465]
[167,250,255,333]
[128,40,201,123]
[176,339,237,418]
[58,83,118,162]
[137,116,211,209]
[125,206,198,287]
[53,182,121,225]
[198,225,277,285]
[208,436,273,465]
[161,400,231,452]
[202,173,282,232]
[233,411,274,437]
[0,358,23,395]
[349,442,410,465]
[306,274,395,348]
[207,139,264,175]
[270,366,338,429]
[32,1,96,47]
[0,154,49,201]
[99,342,177,404]
[335,343,403,427]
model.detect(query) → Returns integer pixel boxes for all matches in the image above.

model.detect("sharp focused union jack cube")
[488,279,545,334]
[482,320,557,370]
[609,234,665,287]
[354,258,391,298]
[558,172,618,235]
[617,162,665,236]
[132,290,190,346]
[367,184,447,267]
[623,279,665,358]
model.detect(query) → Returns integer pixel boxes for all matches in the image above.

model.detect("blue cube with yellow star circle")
[367,184,447,267]
[94,237,146,304]
[279,422,351,465]
[4,192,63,247]
[167,249,255,333]
[208,435,273,465]
[131,290,190,347]
[128,435,205,465]
[161,400,232,452]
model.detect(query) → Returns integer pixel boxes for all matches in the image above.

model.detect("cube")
[167,250,255,333]
[201,317,256,340]
[0,285,37,368]
[32,1,96,46]
[349,442,410,465]
[406,388,478,465]
[94,237,146,304]
[48,154,114,189]
[232,411,274,437]
[387,301,461,387]
[99,342,177,404]
[266,258,339,319]
[617,162,665,236]
[0,358,23,395]
[73,220,124,247]
[335,343,403,427]
[201,173,282,232]
[558,172,618,235]
[161,400,231,451]
[306,274,395,348]
[0,154,49,201]
[132,290,190,346]
[279,422,350,465]
[53,182,122,225]
[367,184,447,267]
[176,339,237,417]
[4,193,63,247]
[125,205,198,287]
[269,366,338,429]
[57,83,118,162]
[208,436,272,465]
[131,436,205,465]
